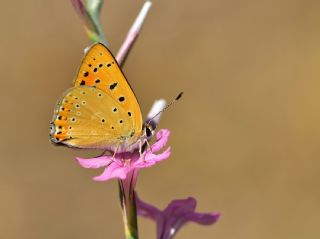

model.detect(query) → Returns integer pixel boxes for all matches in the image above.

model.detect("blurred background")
[1,0,320,238]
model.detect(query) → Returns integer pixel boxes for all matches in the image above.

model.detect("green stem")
[72,0,108,45]
[85,7,107,45]
[118,176,139,239]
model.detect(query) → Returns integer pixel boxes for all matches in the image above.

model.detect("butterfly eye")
[146,126,152,137]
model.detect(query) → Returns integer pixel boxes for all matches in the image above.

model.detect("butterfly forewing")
[73,43,142,137]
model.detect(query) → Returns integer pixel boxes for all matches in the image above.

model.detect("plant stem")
[71,0,108,45]
[116,1,152,66]
[118,170,139,239]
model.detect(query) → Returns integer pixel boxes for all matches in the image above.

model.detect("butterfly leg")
[145,140,153,154]
[138,139,153,163]
[138,139,149,163]
[139,140,143,158]
[112,144,120,160]
[101,145,120,168]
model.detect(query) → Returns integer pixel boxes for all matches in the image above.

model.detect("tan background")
[1,0,320,238]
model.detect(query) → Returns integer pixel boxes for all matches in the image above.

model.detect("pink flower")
[75,129,171,182]
[76,129,171,239]
[136,195,220,239]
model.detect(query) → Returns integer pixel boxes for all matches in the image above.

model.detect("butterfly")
[49,43,149,153]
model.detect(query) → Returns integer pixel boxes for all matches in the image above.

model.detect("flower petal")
[137,196,220,239]
[136,194,161,221]
[186,212,220,225]
[147,129,170,153]
[145,147,171,162]
[164,197,196,214]
[93,161,128,181]
[165,199,219,237]
[135,147,171,169]
[75,156,113,168]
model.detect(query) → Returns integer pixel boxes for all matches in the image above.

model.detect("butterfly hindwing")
[50,86,136,149]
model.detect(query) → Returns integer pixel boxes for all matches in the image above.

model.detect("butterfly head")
[143,122,155,139]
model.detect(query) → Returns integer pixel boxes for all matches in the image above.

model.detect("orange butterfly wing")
[73,43,142,135]
[50,43,143,151]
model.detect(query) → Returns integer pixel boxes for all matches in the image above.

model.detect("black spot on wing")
[110,83,117,90]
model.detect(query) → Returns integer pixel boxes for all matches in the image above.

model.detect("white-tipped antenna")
[146,92,184,125]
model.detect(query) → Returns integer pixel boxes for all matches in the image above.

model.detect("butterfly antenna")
[146,92,184,126]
